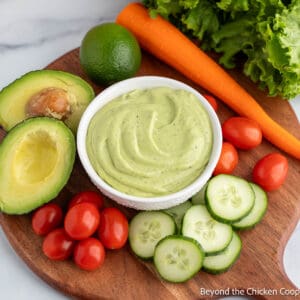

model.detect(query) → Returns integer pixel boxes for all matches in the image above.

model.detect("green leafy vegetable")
[143,0,300,99]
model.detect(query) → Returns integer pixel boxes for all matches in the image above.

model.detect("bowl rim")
[77,75,222,205]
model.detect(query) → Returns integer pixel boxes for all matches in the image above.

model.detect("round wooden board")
[1,48,300,300]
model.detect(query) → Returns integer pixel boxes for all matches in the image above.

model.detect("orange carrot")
[116,2,300,160]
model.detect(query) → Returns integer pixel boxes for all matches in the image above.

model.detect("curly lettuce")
[143,0,300,99]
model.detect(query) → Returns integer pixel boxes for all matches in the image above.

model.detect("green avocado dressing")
[86,87,213,197]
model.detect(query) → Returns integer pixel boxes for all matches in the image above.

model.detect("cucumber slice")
[182,205,233,256]
[206,174,255,223]
[203,231,242,274]
[233,183,268,230]
[163,200,192,232]
[154,235,204,283]
[129,211,176,259]
[191,183,207,205]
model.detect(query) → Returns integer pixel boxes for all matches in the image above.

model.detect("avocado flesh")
[0,70,95,133]
[0,117,76,214]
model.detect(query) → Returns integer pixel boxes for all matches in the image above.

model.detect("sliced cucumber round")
[233,183,268,230]
[203,231,242,274]
[154,235,204,283]
[182,205,233,256]
[206,174,255,223]
[163,200,192,232]
[129,211,176,260]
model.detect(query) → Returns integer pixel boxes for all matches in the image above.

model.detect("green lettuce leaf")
[217,0,250,16]
[143,0,181,19]
[181,0,220,42]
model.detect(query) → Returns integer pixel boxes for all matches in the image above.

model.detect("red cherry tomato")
[42,228,75,260]
[73,237,105,271]
[252,152,288,191]
[222,117,262,150]
[98,207,128,249]
[203,94,218,111]
[68,191,104,210]
[213,142,239,175]
[32,203,63,236]
[64,203,100,240]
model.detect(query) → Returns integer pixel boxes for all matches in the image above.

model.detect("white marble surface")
[0,1,300,299]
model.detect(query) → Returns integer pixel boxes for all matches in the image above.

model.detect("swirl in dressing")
[86,87,213,197]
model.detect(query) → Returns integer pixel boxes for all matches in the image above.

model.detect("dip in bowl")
[77,76,222,210]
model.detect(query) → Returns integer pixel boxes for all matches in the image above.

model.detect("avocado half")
[0,70,95,133]
[0,117,76,214]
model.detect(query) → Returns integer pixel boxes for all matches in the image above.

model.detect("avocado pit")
[26,87,71,120]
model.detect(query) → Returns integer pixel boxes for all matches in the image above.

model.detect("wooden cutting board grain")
[1,48,300,300]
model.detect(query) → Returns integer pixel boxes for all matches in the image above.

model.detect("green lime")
[80,23,142,86]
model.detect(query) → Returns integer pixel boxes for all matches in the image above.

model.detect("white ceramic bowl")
[77,76,222,210]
